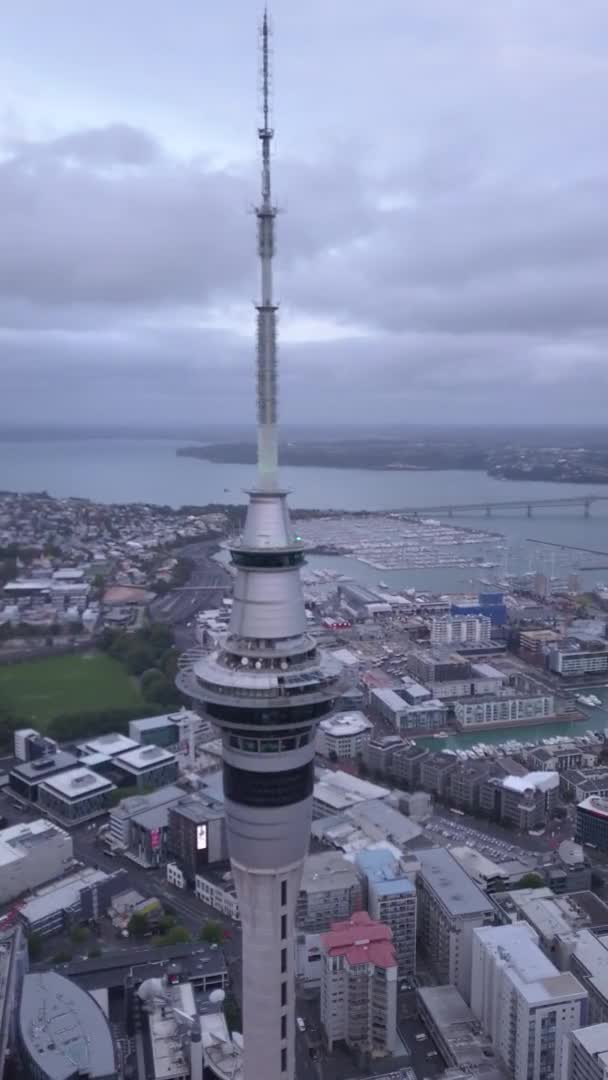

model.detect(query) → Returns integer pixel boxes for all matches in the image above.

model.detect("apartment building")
[316,712,373,760]
[471,923,587,1080]
[563,1024,608,1080]
[430,614,492,648]
[356,848,416,975]
[454,690,554,731]
[416,847,495,1002]
[297,852,362,933]
[419,752,459,799]
[320,911,397,1058]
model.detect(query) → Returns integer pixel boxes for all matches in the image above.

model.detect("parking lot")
[423,809,542,865]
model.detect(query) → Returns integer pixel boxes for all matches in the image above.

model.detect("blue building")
[452,591,507,627]
[356,848,417,975]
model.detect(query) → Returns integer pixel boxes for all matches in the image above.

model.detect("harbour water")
[3,435,608,751]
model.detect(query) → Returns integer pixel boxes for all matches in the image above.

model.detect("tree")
[224,992,242,1034]
[70,926,88,945]
[159,914,177,933]
[161,926,191,945]
[128,912,149,938]
[199,921,224,946]
[515,872,545,890]
[28,932,43,962]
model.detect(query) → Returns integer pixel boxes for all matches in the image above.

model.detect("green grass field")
[0,652,142,727]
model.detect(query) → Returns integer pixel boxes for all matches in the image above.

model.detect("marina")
[295,513,504,571]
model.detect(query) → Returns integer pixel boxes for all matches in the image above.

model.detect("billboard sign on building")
[196,823,208,850]
[150,828,161,850]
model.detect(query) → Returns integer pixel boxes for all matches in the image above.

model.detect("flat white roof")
[84,733,138,757]
[117,745,175,770]
[371,687,409,711]
[314,769,389,811]
[474,923,586,1005]
[319,712,372,737]
[40,767,113,798]
[20,867,109,924]
[579,795,608,816]
[572,1022,608,1056]
[418,847,494,916]
[503,770,559,794]
[0,819,66,867]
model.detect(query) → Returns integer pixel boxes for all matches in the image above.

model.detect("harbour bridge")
[397,494,608,518]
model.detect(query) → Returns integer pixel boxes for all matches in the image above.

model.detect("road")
[150,539,231,651]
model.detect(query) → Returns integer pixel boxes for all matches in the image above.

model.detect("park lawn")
[0,652,142,729]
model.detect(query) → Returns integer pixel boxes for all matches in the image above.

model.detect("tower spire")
[256,8,279,488]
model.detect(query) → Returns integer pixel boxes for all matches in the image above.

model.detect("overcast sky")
[2,0,608,429]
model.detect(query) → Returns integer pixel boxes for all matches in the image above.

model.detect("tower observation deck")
[176,13,345,1080]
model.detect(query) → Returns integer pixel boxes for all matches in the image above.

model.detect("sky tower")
[177,13,344,1080]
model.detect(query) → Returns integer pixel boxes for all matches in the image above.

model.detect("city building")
[519,629,562,656]
[577,796,608,852]
[18,972,116,1080]
[563,769,608,803]
[0,926,27,1080]
[315,711,372,759]
[480,771,559,831]
[9,750,79,804]
[562,1024,608,1080]
[416,847,495,1002]
[112,745,178,791]
[320,911,397,1057]
[173,22,345,1080]
[454,690,554,731]
[549,642,608,678]
[452,591,507,627]
[419,751,459,799]
[391,743,429,788]
[430,614,492,648]
[311,799,422,856]
[0,819,74,904]
[370,686,448,734]
[81,732,138,758]
[37,767,115,826]
[398,789,433,821]
[19,866,127,937]
[338,582,392,620]
[471,922,587,1080]
[167,795,227,884]
[296,851,362,933]
[356,848,416,975]
[313,770,389,817]
[108,785,185,852]
[417,985,500,1075]
[363,734,405,776]
[546,840,592,895]
[448,759,501,813]
[493,886,608,971]
[13,727,56,762]
[195,863,240,920]
[529,744,585,774]
[570,930,608,1024]
[129,710,189,746]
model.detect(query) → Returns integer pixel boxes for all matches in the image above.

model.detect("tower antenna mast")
[255,8,279,488]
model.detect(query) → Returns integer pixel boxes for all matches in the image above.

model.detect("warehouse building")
[0,819,74,905]
[37,767,115,826]
[18,972,116,1080]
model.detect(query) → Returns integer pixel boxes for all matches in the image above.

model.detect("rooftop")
[117,744,175,770]
[84,732,138,757]
[322,911,396,970]
[578,795,608,816]
[474,923,587,1005]
[19,972,115,1080]
[20,867,110,925]
[314,769,389,812]
[300,851,360,894]
[0,818,68,867]
[502,770,559,794]
[39,767,113,799]
[417,847,495,917]
[50,942,227,994]
[356,848,415,896]
[571,1022,608,1061]
[418,985,497,1070]
[319,711,372,737]
[11,750,78,783]
[170,795,224,825]
[111,784,185,821]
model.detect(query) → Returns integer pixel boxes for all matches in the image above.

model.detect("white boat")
[433,731,450,739]
[588,695,602,707]
[578,695,598,708]
[378,580,389,589]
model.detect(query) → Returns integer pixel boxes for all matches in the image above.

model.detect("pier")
[398,494,608,518]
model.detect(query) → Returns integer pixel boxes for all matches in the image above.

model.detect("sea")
[3,435,608,744]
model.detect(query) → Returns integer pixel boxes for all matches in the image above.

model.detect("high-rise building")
[416,847,495,1002]
[356,847,417,975]
[563,1023,608,1080]
[430,614,492,647]
[320,911,398,1057]
[296,852,362,933]
[175,15,343,1080]
[471,922,587,1080]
